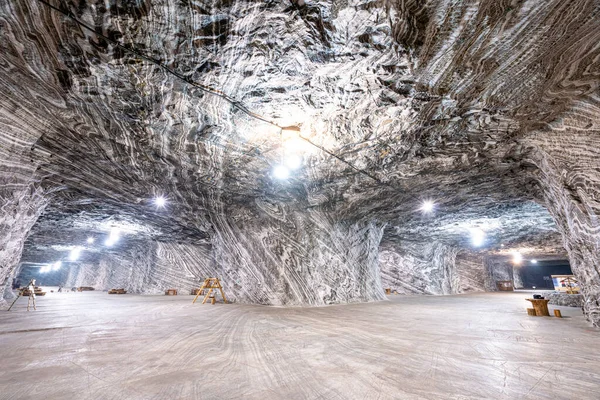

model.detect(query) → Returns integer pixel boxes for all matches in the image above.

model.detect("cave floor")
[0,291,598,400]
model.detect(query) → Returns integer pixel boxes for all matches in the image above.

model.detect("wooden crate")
[165,289,178,296]
[497,281,514,291]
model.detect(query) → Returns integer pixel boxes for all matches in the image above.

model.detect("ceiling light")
[531,259,538,264]
[285,154,302,170]
[512,252,523,264]
[52,261,62,271]
[87,237,94,244]
[281,125,301,133]
[69,247,82,261]
[283,136,311,153]
[420,200,434,213]
[105,228,120,247]
[40,265,49,273]
[155,196,167,208]
[470,228,485,247]
[273,165,290,179]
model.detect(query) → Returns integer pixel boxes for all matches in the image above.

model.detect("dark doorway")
[517,259,572,289]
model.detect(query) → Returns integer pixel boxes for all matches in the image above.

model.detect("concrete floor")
[0,290,598,400]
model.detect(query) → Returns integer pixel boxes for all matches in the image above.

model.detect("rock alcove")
[1,0,599,326]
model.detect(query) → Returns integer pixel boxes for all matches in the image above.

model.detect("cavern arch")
[0,0,599,330]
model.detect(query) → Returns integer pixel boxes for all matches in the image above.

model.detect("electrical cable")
[35,0,383,184]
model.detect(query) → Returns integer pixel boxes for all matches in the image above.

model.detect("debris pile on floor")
[20,286,46,296]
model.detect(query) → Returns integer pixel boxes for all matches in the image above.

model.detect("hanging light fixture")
[285,154,302,170]
[273,127,298,180]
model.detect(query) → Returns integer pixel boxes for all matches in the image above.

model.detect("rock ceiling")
[1,1,599,319]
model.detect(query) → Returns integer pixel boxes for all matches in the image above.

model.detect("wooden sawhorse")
[192,278,227,304]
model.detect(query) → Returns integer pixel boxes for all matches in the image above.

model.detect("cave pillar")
[542,191,600,326]
[379,241,459,295]
[379,243,486,295]
[529,134,600,326]
[0,184,46,302]
[209,208,386,306]
[483,256,514,292]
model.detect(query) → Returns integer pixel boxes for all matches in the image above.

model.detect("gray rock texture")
[543,292,584,308]
[1,1,599,324]
[27,212,386,306]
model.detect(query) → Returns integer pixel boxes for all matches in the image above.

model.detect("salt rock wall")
[16,264,71,288]
[454,251,486,293]
[0,186,46,302]
[65,243,158,293]
[483,256,515,292]
[62,210,386,305]
[379,241,485,295]
[0,0,71,302]
[210,208,386,305]
[385,0,600,324]
[526,130,600,326]
[65,242,213,295]
[542,292,584,308]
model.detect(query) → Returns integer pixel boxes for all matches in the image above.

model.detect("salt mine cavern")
[1,0,599,398]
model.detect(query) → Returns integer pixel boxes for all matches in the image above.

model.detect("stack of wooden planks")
[108,288,127,294]
[20,286,46,296]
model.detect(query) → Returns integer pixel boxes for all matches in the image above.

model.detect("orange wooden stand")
[192,278,227,304]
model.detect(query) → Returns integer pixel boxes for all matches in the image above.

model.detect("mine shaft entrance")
[517,260,572,290]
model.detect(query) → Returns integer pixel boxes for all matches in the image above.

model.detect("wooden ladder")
[192,278,228,304]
